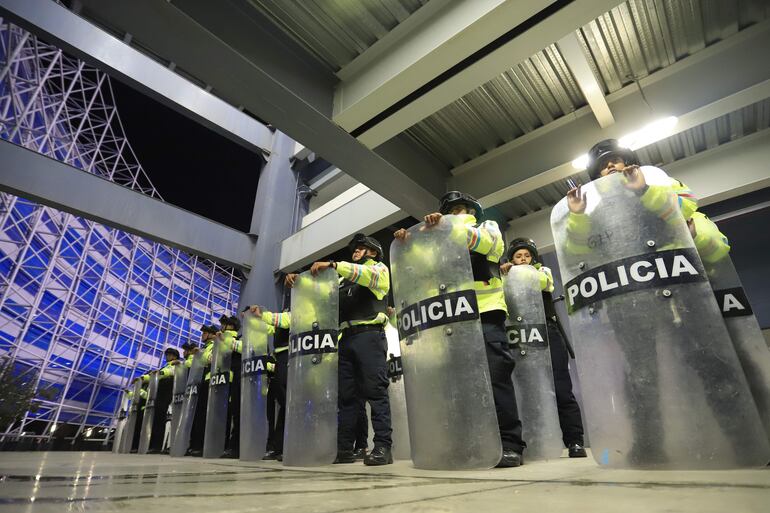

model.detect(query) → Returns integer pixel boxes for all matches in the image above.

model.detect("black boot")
[334,450,356,464]
[262,450,279,460]
[495,450,523,468]
[353,447,367,460]
[568,444,587,458]
[364,446,392,466]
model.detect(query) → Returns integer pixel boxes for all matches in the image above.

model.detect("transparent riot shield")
[119,380,143,453]
[170,353,205,457]
[503,265,562,461]
[704,251,770,443]
[283,268,339,467]
[203,332,234,458]
[112,391,129,454]
[550,171,769,468]
[137,373,159,454]
[385,324,411,461]
[169,363,188,450]
[240,311,271,461]
[390,215,501,470]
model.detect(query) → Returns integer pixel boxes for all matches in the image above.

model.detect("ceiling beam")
[556,31,614,128]
[70,0,444,219]
[348,0,622,149]
[0,140,255,270]
[451,19,770,207]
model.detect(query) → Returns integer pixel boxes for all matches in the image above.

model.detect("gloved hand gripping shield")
[390,215,501,470]
[170,352,205,457]
[550,172,769,468]
[503,265,562,460]
[240,311,271,461]
[283,268,339,467]
[137,372,159,454]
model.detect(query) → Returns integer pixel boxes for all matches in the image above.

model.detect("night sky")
[109,80,263,232]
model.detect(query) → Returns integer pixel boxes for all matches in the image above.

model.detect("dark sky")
[109,80,263,232]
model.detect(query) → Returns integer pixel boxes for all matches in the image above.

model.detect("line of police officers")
[120,137,745,468]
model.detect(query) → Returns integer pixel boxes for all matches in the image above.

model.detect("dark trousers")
[482,322,526,454]
[149,380,173,451]
[189,371,210,452]
[226,354,242,453]
[547,320,585,447]
[338,328,392,450]
[130,399,145,451]
[266,378,277,452]
[267,351,288,453]
[354,396,368,450]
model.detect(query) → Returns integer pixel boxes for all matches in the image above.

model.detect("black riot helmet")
[507,237,539,264]
[585,139,640,181]
[439,191,483,217]
[348,233,383,261]
[221,315,241,332]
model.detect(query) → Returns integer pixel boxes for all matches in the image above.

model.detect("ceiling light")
[570,116,679,170]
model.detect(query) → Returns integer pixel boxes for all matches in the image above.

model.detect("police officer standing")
[501,238,587,458]
[186,324,217,456]
[146,347,181,454]
[288,233,393,465]
[247,304,290,461]
[395,192,526,467]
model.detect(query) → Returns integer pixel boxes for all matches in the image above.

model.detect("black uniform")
[337,272,392,451]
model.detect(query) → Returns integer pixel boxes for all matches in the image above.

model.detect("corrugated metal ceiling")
[405,44,586,168]
[579,0,770,94]
[246,0,429,71]
[405,0,770,168]
[497,98,770,219]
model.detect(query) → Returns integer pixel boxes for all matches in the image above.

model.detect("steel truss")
[0,19,240,444]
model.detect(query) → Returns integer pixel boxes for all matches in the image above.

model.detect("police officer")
[563,139,743,465]
[186,324,218,456]
[145,347,181,454]
[247,304,290,461]
[126,377,146,453]
[501,238,587,458]
[289,233,393,465]
[222,315,242,458]
[395,191,526,467]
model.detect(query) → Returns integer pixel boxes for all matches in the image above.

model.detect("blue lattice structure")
[0,20,240,441]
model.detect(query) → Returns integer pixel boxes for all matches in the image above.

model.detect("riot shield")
[170,353,205,457]
[240,311,271,461]
[390,215,501,470]
[169,363,188,450]
[119,380,143,453]
[503,265,562,461]
[550,171,769,468]
[137,373,159,454]
[283,268,339,467]
[704,252,770,442]
[203,332,234,458]
[112,391,129,454]
[385,324,411,461]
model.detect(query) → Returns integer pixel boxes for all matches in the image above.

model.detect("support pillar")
[237,131,298,312]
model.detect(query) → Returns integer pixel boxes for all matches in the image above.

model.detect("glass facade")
[0,20,240,440]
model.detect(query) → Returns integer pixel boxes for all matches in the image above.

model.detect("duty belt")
[343,324,384,336]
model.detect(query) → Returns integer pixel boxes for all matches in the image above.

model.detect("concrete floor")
[0,451,768,512]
